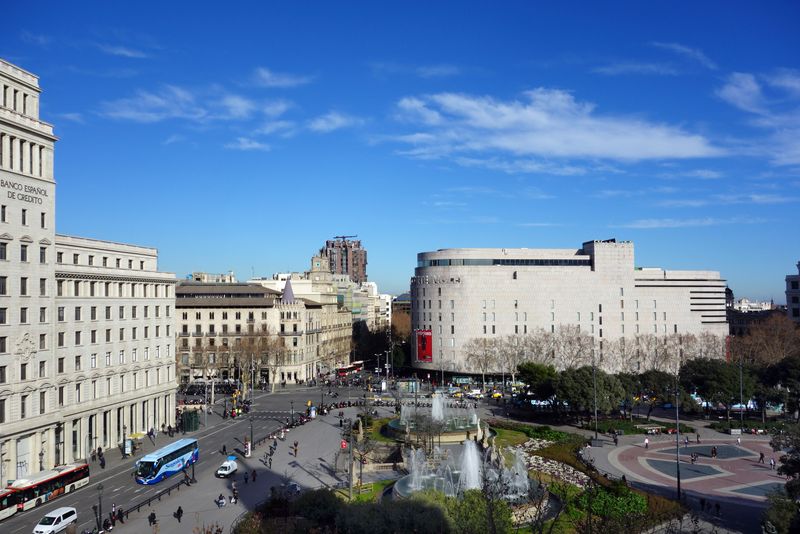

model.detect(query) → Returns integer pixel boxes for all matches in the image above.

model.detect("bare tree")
[553,325,594,369]
[464,337,499,391]
[733,314,800,366]
[522,328,556,364]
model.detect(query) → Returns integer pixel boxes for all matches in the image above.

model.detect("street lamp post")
[290,400,295,425]
[592,354,599,440]
[122,425,127,458]
[249,416,254,456]
[675,380,681,500]
[95,484,104,532]
[39,442,45,471]
[739,349,744,430]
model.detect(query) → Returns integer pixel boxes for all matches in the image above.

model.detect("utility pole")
[739,349,744,430]
[592,352,599,440]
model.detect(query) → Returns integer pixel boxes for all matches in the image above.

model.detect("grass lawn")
[494,427,529,448]
[369,417,399,443]
[334,478,395,502]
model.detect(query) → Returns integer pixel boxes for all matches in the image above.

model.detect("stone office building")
[411,239,729,374]
[0,58,177,480]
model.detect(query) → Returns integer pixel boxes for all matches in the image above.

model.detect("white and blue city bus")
[134,438,199,485]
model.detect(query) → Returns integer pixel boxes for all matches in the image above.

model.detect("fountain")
[388,393,482,443]
[393,441,537,502]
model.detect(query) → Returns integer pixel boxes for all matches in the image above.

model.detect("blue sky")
[4,2,799,300]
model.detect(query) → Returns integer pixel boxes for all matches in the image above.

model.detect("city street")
[2,384,373,534]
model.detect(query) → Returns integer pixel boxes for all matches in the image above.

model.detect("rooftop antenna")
[333,235,357,240]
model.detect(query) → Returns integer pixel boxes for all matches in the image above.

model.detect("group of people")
[90,447,106,469]
[102,503,125,531]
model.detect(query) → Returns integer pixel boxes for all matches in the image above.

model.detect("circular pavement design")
[607,437,787,503]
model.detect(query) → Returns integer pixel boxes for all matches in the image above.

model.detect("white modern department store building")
[0,58,177,480]
[410,239,728,374]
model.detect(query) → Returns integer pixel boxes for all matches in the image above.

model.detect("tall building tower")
[320,237,368,284]
[787,261,800,324]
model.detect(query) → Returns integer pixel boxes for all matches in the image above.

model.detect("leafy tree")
[615,372,641,420]
[638,370,674,421]
[770,423,800,500]
[518,362,557,402]
[680,358,755,421]
[762,488,800,534]
[776,355,800,421]
[555,366,623,415]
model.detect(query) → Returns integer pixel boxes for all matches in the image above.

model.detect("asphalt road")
[3,384,367,534]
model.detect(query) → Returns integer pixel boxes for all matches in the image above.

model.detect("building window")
[20,277,28,295]
[91,353,97,369]
[20,362,27,380]
[58,357,64,373]
[39,333,45,349]
[39,306,46,323]
[20,307,27,324]
[105,352,111,366]
[91,306,97,320]
[20,395,27,418]
[74,355,81,371]
[58,387,64,407]
[0,242,5,261]
[74,331,81,345]
[39,246,46,263]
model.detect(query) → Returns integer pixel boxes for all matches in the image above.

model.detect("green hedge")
[708,419,786,433]
[487,419,571,443]
[576,483,647,519]
[593,419,694,435]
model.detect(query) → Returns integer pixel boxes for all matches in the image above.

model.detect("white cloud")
[20,30,52,47]
[768,68,800,96]
[650,42,717,70]
[101,85,205,123]
[255,120,296,136]
[263,100,292,118]
[716,72,800,166]
[617,216,764,229]
[220,95,256,119]
[516,222,561,227]
[685,169,721,179]
[416,64,460,78]
[391,89,721,167]
[57,112,84,123]
[716,73,766,114]
[100,86,259,123]
[593,63,678,76]
[162,134,184,146]
[253,67,312,88]
[96,44,149,58]
[308,111,363,133]
[224,137,270,151]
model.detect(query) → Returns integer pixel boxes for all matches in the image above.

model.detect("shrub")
[487,419,570,443]
[576,486,647,519]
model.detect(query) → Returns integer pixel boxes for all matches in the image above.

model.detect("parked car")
[33,507,77,534]
[216,458,238,478]
[491,391,503,399]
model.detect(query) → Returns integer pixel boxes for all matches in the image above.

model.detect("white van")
[32,507,77,534]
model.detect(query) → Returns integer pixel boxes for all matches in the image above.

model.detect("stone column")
[0,134,9,168]
[21,140,29,174]
[11,136,20,171]
[31,142,40,177]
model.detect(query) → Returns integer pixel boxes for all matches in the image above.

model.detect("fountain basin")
[386,417,482,443]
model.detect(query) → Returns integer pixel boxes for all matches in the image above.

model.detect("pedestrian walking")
[684,436,689,448]
[244,472,249,484]
[736,436,741,447]
[175,506,183,523]
[613,434,619,447]
[252,470,257,483]
[268,456,272,469]
[770,457,776,470]
[759,452,766,464]
[222,444,227,456]
[90,449,97,462]
[148,511,157,526]
[696,433,701,444]
[644,437,649,449]
[117,507,124,524]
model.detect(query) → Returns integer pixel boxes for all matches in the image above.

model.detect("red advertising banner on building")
[416,330,433,362]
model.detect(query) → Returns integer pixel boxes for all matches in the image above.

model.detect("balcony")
[279,330,303,336]
[179,332,190,337]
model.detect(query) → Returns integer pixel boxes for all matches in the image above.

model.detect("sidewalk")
[116,406,388,534]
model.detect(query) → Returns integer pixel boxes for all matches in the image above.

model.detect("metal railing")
[123,475,191,519]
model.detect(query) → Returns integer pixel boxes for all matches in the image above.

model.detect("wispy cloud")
[716,71,800,165]
[416,64,461,78]
[616,216,765,229]
[716,72,766,114]
[593,63,678,76]
[256,120,296,136]
[56,112,84,123]
[308,111,363,133]
[391,89,721,167]
[263,99,292,118]
[20,30,52,47]
[96,44,149,58]
[684,169,722,179]
[162,134,185,146]
[650,42,717,70]
[100,85,259,123]
[253,67,313,88]
[370,62,462,79]
[224,137,270,151]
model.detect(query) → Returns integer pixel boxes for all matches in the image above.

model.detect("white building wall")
[410,241,728,374]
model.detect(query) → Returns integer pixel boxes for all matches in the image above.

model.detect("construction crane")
[333,235,357,241]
